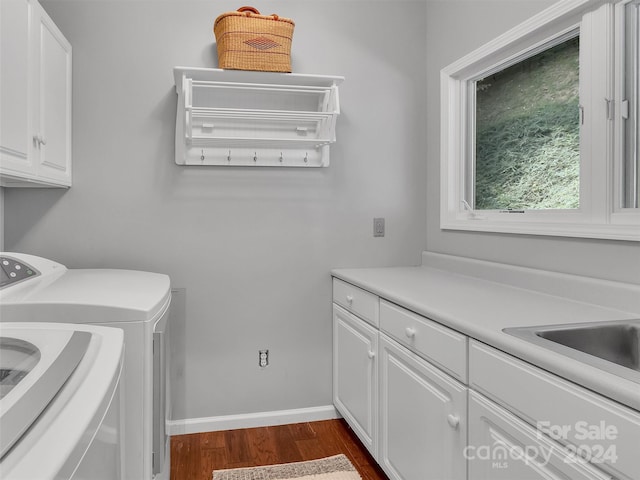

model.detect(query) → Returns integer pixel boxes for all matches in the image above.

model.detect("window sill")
[441,217,640,242]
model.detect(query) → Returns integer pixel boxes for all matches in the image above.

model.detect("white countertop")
[331,263,640,411]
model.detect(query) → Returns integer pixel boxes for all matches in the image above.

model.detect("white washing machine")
[0,253,172,480]
[0,322,124,480]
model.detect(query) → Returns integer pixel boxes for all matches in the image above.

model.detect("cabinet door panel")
[0,0,32,175]
[34,6,71,183]
[379,334,467,480]
[333,305,378,456]
[468,391,612,480]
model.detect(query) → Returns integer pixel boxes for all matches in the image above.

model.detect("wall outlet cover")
[259,349,269,368]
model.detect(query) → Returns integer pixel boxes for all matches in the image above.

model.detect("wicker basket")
[213,6,295,73]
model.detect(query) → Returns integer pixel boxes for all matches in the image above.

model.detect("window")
[441,0,640,241]
[622,1,639,208]
[474,35,580,211]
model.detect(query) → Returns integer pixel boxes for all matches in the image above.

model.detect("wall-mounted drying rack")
[174,67,344,167]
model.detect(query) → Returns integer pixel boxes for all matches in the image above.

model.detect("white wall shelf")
[174,68,343,167]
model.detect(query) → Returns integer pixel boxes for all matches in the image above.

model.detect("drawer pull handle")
[405,327,416,339]
[447,414,460,429]
[367,350,375,359]
[346,295,354,305]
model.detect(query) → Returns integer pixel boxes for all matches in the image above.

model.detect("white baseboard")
[167,405,341,436]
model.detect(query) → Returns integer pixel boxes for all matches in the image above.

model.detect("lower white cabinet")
[469,340,640,480]
[332,275,637,480]
[332,304,378,456]
[468,391,612,480]
[378,334,467,480]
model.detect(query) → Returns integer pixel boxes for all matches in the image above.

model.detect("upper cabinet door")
[31,1,72,185]
[0,0,33,176]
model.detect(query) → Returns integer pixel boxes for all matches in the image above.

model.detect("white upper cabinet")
[0,0,72,188]
[0,0,32,177]
[32,2,72,185]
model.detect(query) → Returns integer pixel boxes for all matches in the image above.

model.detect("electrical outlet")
[373,218,385,237]
[259,349,269,368]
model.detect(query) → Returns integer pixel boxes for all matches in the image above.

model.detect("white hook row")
[196,149,313,164]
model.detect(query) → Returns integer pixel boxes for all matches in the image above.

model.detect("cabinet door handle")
[447,414,460,429]
[346,295,353,305]
[405,327,416,339]
[33,135,47,147]
[367,350,375,359]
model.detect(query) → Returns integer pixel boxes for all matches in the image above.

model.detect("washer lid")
[0,323,123,480]
[0,328,91,458]
[1,269,171,324]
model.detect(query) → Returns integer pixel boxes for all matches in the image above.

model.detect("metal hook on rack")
[279,152,284,163]
[227,150,231,162]
[201,150,205,161]
[254,152,258,163]
[304,152,308,163]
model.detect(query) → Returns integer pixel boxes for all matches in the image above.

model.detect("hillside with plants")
[474,37,580,210]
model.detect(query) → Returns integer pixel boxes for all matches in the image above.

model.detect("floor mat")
[212,454,362,480]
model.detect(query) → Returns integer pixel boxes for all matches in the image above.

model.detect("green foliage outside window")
[474,37,580,210]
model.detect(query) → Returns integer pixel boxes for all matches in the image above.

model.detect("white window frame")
[614,0,640,215]
[440,0,640,241]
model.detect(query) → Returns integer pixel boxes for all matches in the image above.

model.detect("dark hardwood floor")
[170,419,389,480]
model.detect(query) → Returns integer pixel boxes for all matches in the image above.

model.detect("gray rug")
[212,454,361,480]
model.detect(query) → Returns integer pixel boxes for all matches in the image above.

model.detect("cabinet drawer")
[379,300,467,382]
[332,278,379,327]
[469,340,640,480]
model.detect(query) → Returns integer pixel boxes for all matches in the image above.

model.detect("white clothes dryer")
[0,322,124,480]
[0,253,172,480]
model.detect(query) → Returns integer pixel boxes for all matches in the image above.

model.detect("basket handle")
[236,6,280,19]
[237,6,261,15]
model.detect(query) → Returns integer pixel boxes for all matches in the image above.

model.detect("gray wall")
[425,0,640,285]
[4,0,428,419]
